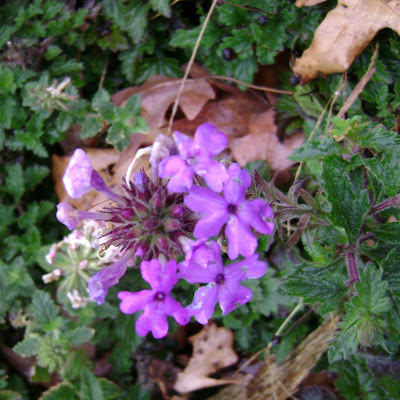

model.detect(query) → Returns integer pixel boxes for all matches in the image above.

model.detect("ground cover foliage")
[1,0,400,399]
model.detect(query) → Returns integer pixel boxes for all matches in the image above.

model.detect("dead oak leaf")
[174,324,239,394]
[293,0,400,82]
[111,75,215,129]
[230,109,304,172]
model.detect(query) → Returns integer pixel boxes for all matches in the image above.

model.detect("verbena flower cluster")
[56,124,274,338]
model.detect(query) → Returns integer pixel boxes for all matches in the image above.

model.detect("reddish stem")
[345,250,359,286]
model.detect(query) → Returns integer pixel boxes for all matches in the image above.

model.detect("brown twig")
[212,75,293,95]
[167,0,219,136]
[336,44,378,119]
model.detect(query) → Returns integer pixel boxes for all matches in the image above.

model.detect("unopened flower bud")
[45,244,57,264]
[164,218,183,232]
[170,204,186,218]
[42,269,62,283]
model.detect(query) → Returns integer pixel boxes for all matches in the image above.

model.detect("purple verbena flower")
[178,241,266,324]
[184,163,274,259]
[63,148,121,202]
[89,257,128,305]
[58,155,196,261]
[118,258,190,338]
[158,123,229,193]
[179,237,220,270]
[57,151,198,304]
[56,202,105,230]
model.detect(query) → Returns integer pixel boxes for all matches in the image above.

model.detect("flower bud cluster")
[55,123,274,337]
[43,221,105,308]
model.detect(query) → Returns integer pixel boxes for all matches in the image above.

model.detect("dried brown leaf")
[174,324,239,394]
[206,316,339,400]
[230,109,304,171]
[293,0,400,82]
[172,96,256,138]
[111,75,215,129]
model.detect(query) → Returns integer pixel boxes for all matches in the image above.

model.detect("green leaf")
[65,327,94,347]
[24,165,49,191]
[0,205,15,227]
[30,290,58,326]
[282,264,346,311]
[13,130,48,157]
[289,135,343,162]
[39,383,78,400]
[149,0,171,17]
[5,163,24,201]
[106,123,130,152]
[0,66,16,95]
[18,203,39,229]
[125,4,149,44]
[328,265,391,362]
[381,249,400,327]
[13,337,40,357]
[367,223,400,243]
[44,45,62,60]
[358,124,400,152]
[80,117,103,139]
[363,147,400,197]
[0,390,23,400]
[217,3,247,26]
[81,369,104,400]
[170,17,220,50]
[92,89,114,122]
[64,350,90,381]
[322,162,370,244]
[98,378,123,400]
[0,97,16,129]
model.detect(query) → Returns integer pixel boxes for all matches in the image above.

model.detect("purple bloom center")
[186,156,197,167]
[227,204,237,214]
[215,273,225,284]
[155,292,166,301]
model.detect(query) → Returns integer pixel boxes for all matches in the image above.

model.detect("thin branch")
[336,44,378,119]
[167,0,219,136]
[212,75,293,95]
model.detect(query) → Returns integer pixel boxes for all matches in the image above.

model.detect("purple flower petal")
[62,148,93,199]
[197,160,228,193]
[173,131,194,159]
[223,164,252,205]
[192,123,228,156]
[159,155,187,178]
[178,260,220,284]
[238,201,274,235]
[193,211,229,239]
[219,284,253,315]
[56,202,79,230]
[88,258,128,305]
[183,239,221,268]
[184,186,227,214]
[167,166,194,193]
[118,290,154,314]
[159,259,179,293]
[136,306,169,338]
[225,216,257,259]
[251,199,274,219]
[187,284,219,324]
[159,155,194,192]
[225,254,267,280]
[141,259,178,292]
[163,296,190,326]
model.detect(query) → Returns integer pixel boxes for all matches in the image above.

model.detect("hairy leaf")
[322,162,369,244]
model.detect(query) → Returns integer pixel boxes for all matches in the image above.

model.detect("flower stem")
[345,250,359,286]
